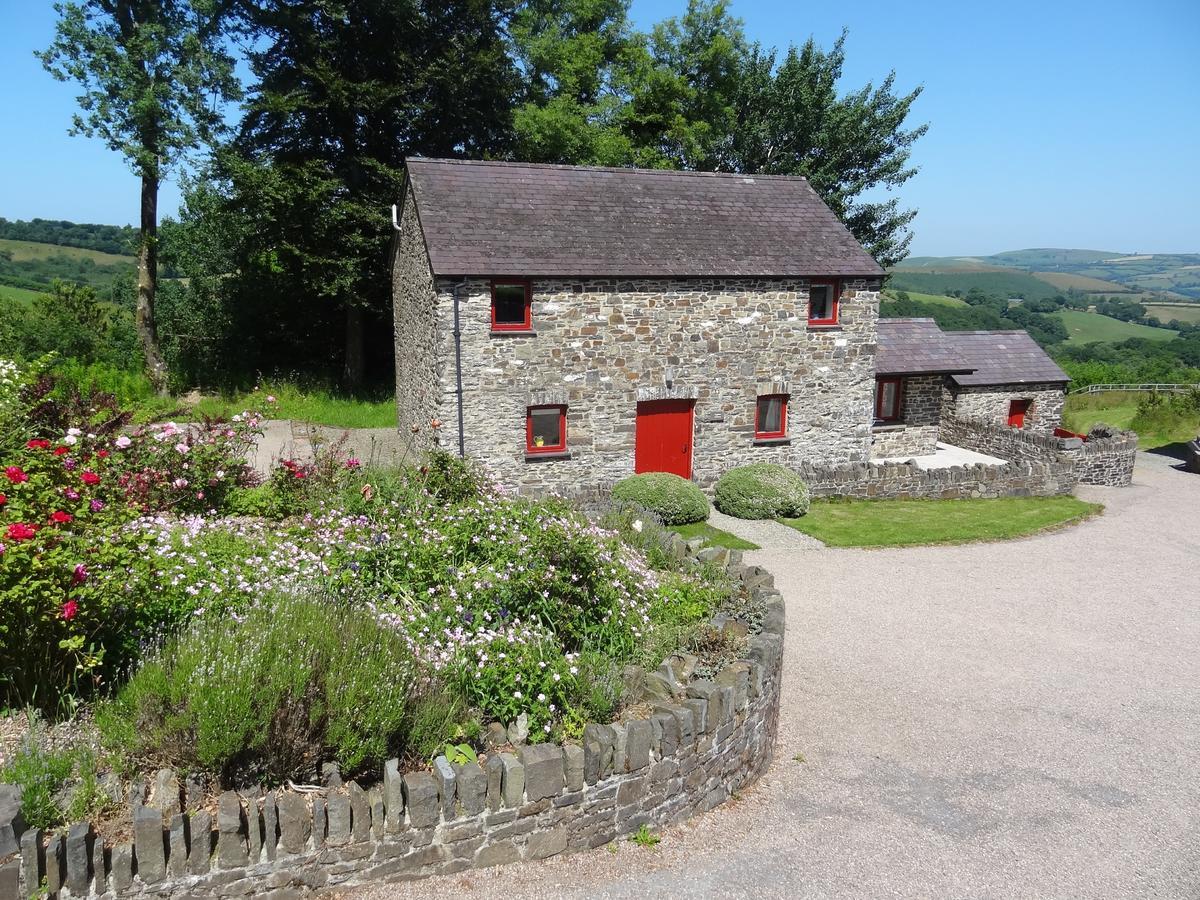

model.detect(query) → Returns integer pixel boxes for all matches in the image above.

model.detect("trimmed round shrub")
[611,472,709,526]
[714,463,810,520]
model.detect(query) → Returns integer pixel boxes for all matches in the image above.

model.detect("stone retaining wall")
[0,547,785,900]
[794,457,1077,501]
[1063,432,1139,486]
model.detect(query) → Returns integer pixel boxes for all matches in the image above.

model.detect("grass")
[1063,391,1199,449]
[885,289,967,307]
[669,521,760,550]
[0,284,42,304]
[1032,271,1133,293]
[1052,309,1177,344]
[184,383,396,429]
[0,238,132,266]
[780,496,1102,548]
[1145,303,1200,324]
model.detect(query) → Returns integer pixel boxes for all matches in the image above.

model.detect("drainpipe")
[452,279,466,458]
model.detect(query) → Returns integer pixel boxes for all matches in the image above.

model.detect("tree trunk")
[137,171,169,395]
[343,302,365,389]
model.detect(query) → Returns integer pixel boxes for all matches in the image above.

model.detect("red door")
[1008,399,1032,428]
[635,400,694,479]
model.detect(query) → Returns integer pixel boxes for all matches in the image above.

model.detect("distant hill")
[0,217,136,257]
[893,248,1200,300]
[0,237,136,297]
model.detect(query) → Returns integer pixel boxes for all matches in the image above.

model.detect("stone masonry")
[943,383,1066,434]
[870,374,942,459]
[391,213,884,491]
[1,544,785,900]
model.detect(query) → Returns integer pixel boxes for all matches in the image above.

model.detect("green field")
[0,284,42,304]
[1053,309,1177,344]
[887,269,1063,301]
[0,238,133,266]
[1063,391,1199,450]
[781,496,1102,548]
[885,289,967,307]
[1145,303,1200,324]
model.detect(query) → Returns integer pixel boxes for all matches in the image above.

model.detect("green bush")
[611,473,709,526]
[97,593,429,784]
[714,463,810,520]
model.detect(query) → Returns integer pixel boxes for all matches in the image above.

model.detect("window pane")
[878,381,899,418]
[494,283,527,325]
[530,407,562,448]
[809,285,833,321]
[757,396,784,434]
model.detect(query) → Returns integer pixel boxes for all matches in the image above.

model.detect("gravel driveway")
[357,451,1199,899]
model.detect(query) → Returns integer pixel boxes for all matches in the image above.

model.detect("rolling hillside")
[893,248,1200,300]
[0,237,136,295]
[0,238,133,266]
[1053,309,1176,344]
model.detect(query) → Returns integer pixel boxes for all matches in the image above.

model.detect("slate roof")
[404,158,883,278]
[943,330,1070,387]
[875,319,975,377]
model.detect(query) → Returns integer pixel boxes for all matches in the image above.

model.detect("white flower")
[175,443,190,455]
[569,666,578,675]
[537,693,546,702]
[632,519,643,533]
[115,435,132,449]
[63,434,78,445]
[513,690,522,699]
[266,395,277,403]
[67,427,82,437]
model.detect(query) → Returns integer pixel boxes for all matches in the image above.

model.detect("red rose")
[54,447,70,456]
[61,600,79,621]
[0,493,6,506]
[4,466,28,484]
[6,523,37,541]
[80,471,101,486]
[96,450,110,459]
[49,510,73,524]
[25,439,50,450]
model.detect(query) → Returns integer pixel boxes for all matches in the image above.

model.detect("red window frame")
[875,377,903,423]
[754,394,789,439]
[526,404,567,454]
[491,279,532,332]
[807,278,840,326]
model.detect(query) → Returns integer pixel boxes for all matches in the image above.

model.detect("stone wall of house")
[870,375,942,459]
[391,186,443,451]
[413,275,882,493]
[1,548,785,900]
[1062,431,1139,486]
[943,383,1066,433]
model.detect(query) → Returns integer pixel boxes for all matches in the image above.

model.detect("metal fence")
[1068,383,1200,396]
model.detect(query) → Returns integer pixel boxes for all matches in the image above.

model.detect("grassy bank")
[781,496,1102,548]
[669,522,760,551]
[1063,391,1199,450]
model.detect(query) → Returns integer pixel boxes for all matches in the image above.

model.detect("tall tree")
[223,0,517,387]
[39,0,240,393]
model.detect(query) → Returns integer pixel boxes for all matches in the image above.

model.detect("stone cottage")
[939,330,1069,433]
[391,158,885,493]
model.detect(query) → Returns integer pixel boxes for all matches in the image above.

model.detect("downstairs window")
[875,377,903,423]
[526,405,566,454]
[755,394,789,439]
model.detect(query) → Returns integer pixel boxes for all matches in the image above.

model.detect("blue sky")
[0,0,1196,256]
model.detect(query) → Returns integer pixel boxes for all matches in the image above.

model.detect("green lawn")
[1053,309,1177,343]
[181,383,397,429]
[0,284,42,304]
[1062,392,1198,450]
[1145,303,1200,325]
[781,496,1102,548]
[669,522,760,551]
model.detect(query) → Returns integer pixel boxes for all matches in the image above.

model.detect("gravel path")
[355,451,1200,899]
[708,508,824,550]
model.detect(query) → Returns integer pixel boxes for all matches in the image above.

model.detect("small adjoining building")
[939,330,1069,433]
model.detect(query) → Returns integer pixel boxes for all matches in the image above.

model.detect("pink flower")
[266,395,277,403]
[63,488,80,500]
[80,471,101,486]
[61,600,78,621]
[5,466,28,484]
[114,435,132,449]
[345,458,361,469]
[89,499,104,512]
[173,477,188,489]
[73,563,89,584]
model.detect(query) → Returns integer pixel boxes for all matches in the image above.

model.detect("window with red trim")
[526,405,566,453]
[755,394,788,439]
[875,377,903,423]
[1008,399,1032,429]
[808,279,840,325]
[492,280,532,331]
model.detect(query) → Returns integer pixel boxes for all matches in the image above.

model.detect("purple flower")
[90,499,105,512]
[63,458,77,471]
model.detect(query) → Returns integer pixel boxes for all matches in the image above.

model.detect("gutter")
[452,280,466,457]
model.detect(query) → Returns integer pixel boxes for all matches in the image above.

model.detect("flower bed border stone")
[0,540,785,899]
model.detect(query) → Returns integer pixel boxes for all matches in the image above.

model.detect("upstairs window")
[755,394,788,440]
[808,279,840,326]
[527,404,566,454]
[492,279,532,331]
[875,377,903,423]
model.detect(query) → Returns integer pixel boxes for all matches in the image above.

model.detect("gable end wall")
[943,382,1066,433]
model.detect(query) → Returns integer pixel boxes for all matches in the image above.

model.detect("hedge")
[611,472,709,526]
[714,463,810,519]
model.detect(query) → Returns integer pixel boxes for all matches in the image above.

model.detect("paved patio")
[875,440,1007,470]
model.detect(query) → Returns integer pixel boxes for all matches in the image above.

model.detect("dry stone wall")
[0,546,785,900]
[795,457,1077,500]
[943,383,1066,433]
[1064,431,1139,486]
[393,271,883,492]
